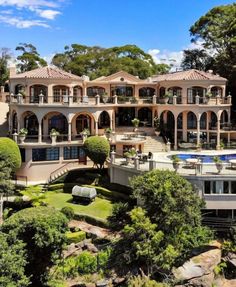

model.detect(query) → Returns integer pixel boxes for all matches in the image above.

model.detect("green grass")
[44,192,113,220]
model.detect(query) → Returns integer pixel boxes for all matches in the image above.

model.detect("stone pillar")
[17,93,23,104]
[152,94,157,104]
[38,123,42,143]
[173,95,177,105]
[134,156,140,170]
[216,120,221,150]
[174,116,178,150]
[39,92,44,104]
[148,159,155,171]
[68,95,73,106]
[113,94,117,104]
[166,140,171,152]
[197,119,200,146]
[227,133,231,147]
[10,93,14,103]
[110,118,113,130]
[68,122,72,142]
[227,93,232,105]
[110,150,116,163]
[95,121,98,135]
[13,132,18,142]
[216,93,221,105]
[95,94,100,105]
[195,94,200,105]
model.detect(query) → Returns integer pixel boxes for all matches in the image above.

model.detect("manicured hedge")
[0,137,21,170]
[66,231,86,244]
[73,213,108,228]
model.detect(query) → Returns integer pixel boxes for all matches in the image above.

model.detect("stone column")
[38,122,42,143]
[216,94,221,105]
[68,122,72,142]
[39,92,44,104]
[197,119,200,146]
[113,94,117,104]
[110,150,116,163]
[95,121,98,135]
[134,156,140,170]
[216,120,221,150]
[227,93,232,105]
[174,115,178,150]
[195,94,200,105]
[152,94,157,104]
[173,95,177,105]
[95,94,100,105]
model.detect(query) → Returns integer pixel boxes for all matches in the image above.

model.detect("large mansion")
[5,65,236,218]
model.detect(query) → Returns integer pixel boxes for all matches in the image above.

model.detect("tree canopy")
[190,3,236,83]
[181,48,214,71]
[83,136,110,169]
[52,44,170,79]
[111,170,212,277]
[1,206,68,286]
[16,43,47,72]
[0,48,11,86]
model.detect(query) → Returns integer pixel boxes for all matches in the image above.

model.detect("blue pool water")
[176,154,236,163]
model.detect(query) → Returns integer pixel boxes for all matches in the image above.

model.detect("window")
[231,181,236,194]
[20,148,25,163]
[64,146,79,160]
[223,181,229,194]
[32,148,59,162]
[204,181,211,194]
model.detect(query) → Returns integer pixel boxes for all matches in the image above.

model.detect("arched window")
[87,86,105,97]
[76,114,92,134]
[200,112,207,129]
[30,85,48,103]
[53,86,69,102]
[211,86,223,97]
[187,86,206,104]
[73,86,82,102]
[139,87,155,98]
[187,112,197,129]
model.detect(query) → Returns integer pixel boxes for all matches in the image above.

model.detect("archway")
[187,86,206,104]
[116,107,135,126]
[138,107,152,126]
[87,86,105,97]
[76,114,92,134]
[168,86,182,104]
[73,86,82,103]
[211,86,223,97]
[139,87,155,98]
[98,111,110,129]
[187,111,197,129]
[29,85,48,103]
[159,110,175,141]
[21,111,39,136]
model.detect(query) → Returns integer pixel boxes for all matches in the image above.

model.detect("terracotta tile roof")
[152,69,227,82]
[92,70,144,82]
[12,66,82,80]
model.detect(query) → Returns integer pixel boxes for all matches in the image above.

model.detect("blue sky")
[0,0,234,67]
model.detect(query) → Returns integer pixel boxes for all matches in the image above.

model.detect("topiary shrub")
[0,137,21,170]
[61,206,75,221]
[83,136,110,169]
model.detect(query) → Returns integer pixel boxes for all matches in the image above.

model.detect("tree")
[0,48,11,86]
[110,170,212,277]
[1,206,68,286]
[16,43,47,72]
[52,44,169,79]
[181,49,214,71]
[190,4,236,83]
[0,137,22,171]
[0,232,30,286]
[83,136,110,169]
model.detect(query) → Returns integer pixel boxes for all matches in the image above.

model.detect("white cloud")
[35,9,61,19]
[0,15,49,28]
[148,41,205,71]
[0,0,64,28]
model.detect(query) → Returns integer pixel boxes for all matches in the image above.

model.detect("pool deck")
[113,149,236,178]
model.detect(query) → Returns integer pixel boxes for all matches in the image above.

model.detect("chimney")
[9,66,16,78]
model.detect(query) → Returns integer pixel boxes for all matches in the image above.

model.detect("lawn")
[44,192,113,220]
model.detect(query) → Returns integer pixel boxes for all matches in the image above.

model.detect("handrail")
[48,161,80,182]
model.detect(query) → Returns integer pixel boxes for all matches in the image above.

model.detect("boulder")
[173,247,221,286]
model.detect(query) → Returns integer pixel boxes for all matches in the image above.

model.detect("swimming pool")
[175,154,236,163]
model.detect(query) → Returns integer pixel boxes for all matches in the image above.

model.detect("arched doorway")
[98,111,110,129]
[22,111,39,136]
[160,110,175,141]
[76,114,92,134]
[138,107,152,126]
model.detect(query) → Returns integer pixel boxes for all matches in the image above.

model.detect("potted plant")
[131,118,140,132]
[50,128,60,144]
[18,128,28,143]
[153,117,160,136]
[124,148,136,164]
[220,140,225,150]
[81,128,90,143]
[105,127,112,140]
[160,92,171,104]
[213,156,223,173]
[172,154,181,172]
[205,92,212,103]
[101,92,109,104]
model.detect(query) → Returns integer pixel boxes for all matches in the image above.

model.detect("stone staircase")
[143,135,166,153]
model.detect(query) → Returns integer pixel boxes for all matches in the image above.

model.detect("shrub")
[108,202,131,230]
[66,231,86,244]
[61,206,75,220]
[0,137,21,170]
[1,206,68,286]
[83,136,110,169]
[76,251,97,274]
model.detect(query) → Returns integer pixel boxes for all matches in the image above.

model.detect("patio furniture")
[178,143,197,149]
[186,158,200,168]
